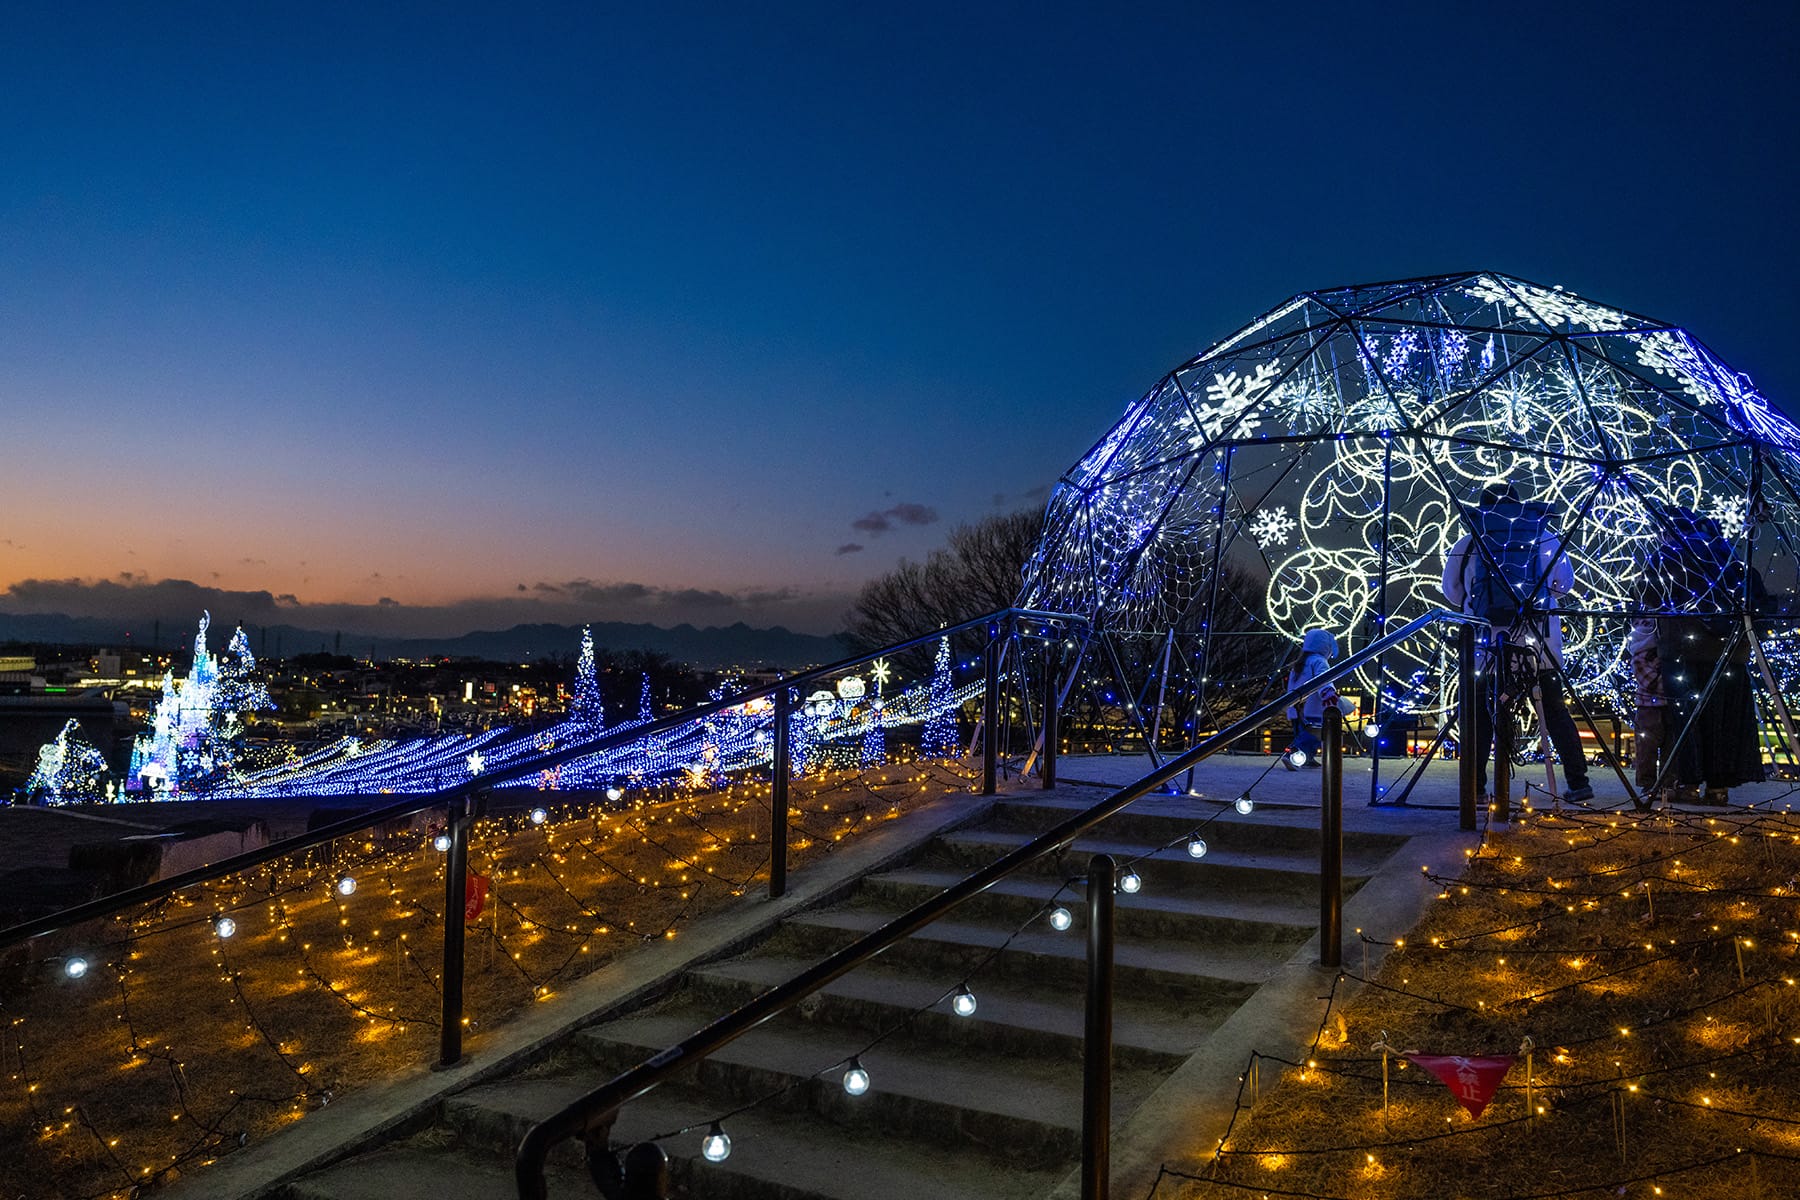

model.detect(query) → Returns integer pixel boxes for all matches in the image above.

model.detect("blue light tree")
[921,638,959,759]
[570,626,605,729]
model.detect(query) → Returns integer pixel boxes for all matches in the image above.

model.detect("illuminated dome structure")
[1021,272,1800,742]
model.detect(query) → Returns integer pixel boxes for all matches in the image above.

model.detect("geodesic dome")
[1020,271,1800,722]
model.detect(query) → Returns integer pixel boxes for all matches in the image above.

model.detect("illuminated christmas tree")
[921,638,959,759]
[570,626,605,728]
[861,660,888,767]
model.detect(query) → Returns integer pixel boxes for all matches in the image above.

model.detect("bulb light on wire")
[701,1122,731,1162]
[842,1057,870,1096]
[952,985,978,1017]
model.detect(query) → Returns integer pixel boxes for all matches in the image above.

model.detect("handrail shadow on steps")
[513,608,1487,1200]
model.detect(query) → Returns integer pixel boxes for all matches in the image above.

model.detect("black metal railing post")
[1458,624,1479,832]
[771,688,790,899]
[1493,632,1512,824]
[1319,708,1343,968]
[438,790,476,1068]
[1083,853,1116,1200]
[982,622,1001,796]
[1042,642,1060,791]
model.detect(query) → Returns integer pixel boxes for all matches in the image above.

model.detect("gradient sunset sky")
[4,3,1797,636]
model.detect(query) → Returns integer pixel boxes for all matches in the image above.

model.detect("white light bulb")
[1235,796,1255,815]
[432,833,453,853]
[336,874,357,896]
[213,915,237,939]
[952,986,977,1017]
[1187,837,1208,859]
[1286,749,1309,768]
[605,786,624,802]
[842,1058,870,1096]
[1049,906,1073,931]
[529,806,548,826]
[64,956,89,979]
[1119,870,1142,894]
[701,1123,731,1162]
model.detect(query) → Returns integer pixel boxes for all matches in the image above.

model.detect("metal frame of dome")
[1018,271,1800,795]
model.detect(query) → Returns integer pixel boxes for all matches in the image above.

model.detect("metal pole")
[1043,641,1060,790]
[1320,708,1343,968]
[439,794,470,1068]
[983,623,1001,796]
[1083,853,1116,1200]
[1458,624,1478,831]
[771,688,789,899]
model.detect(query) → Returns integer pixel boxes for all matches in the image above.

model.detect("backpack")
[1464,500,1553,627]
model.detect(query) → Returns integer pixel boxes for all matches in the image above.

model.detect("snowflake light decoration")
[1249,506,1296,548]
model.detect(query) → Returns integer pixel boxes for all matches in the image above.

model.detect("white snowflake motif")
[1464,278,1630,332]
[1708,495,1748,540]
[1183,362,1276,447]
[1249,506,1296,548]
[1271,372,1338,429]
[1382,329,1420,376]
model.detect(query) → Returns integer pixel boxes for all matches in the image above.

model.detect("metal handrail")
[0,606,1082,953]
[513,607,1485,1199]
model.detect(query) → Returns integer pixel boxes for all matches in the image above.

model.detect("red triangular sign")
[465,872,491,921]
[1403,1053,1514,1118]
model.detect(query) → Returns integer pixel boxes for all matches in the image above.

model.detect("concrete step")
[984,794,1410,855]
[569,1002,1168,1162]
[275,1141,592,1200]
[681,953,1214,1069]
[763,907,1288,1001]
[926,828,1388,896]
[857,866,1317,945]
[443,1068,1069,1200]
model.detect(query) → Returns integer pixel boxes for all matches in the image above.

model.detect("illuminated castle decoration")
[24,718,111,805]
[1019,272,1800,742]
[126,612,272,794]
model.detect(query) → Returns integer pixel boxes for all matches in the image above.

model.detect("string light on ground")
[951,986,978,1017]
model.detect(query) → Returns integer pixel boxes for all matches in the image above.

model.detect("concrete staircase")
[275,791,1414,1200]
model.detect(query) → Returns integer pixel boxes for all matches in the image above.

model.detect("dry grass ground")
[0,761,972,1200]
[1156,804,1800,1200]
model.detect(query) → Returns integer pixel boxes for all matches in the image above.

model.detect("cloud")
[834,543,864,556]
[851,502,939,535]
[0,573,856,637]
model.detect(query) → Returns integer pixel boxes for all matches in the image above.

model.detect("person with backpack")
[1653,513,1765,805]
[1283,628,1344,769]
[1441,483,1594,806]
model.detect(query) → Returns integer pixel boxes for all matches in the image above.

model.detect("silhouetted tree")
[846,510,1045,651]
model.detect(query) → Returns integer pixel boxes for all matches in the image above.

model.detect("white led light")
[605,787,624,802]
[701,1123,731,1162]
[64,956,89,979]
[529,806,548,826]
[336,874,357,897]
[432,832,453,853]
[213,915,237,939]
[951,986,977,1017]
[842,1058,870,1096]
[1119,870,1142,894]
[1049,906,1073,931]
[1187,837,1209,859]
[1235,796,1255,815]
[1286,749,1309,768]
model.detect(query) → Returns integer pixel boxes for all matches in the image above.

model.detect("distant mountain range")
[0,613,850,671]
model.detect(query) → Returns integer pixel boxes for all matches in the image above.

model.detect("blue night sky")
[2,2,1796,635]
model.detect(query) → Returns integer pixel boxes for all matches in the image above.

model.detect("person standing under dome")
[1652,513,1765,805]
[1441,483,1594,807]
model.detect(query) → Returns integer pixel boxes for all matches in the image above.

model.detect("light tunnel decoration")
[202,643,977,800]
[1020,272,1800,720]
